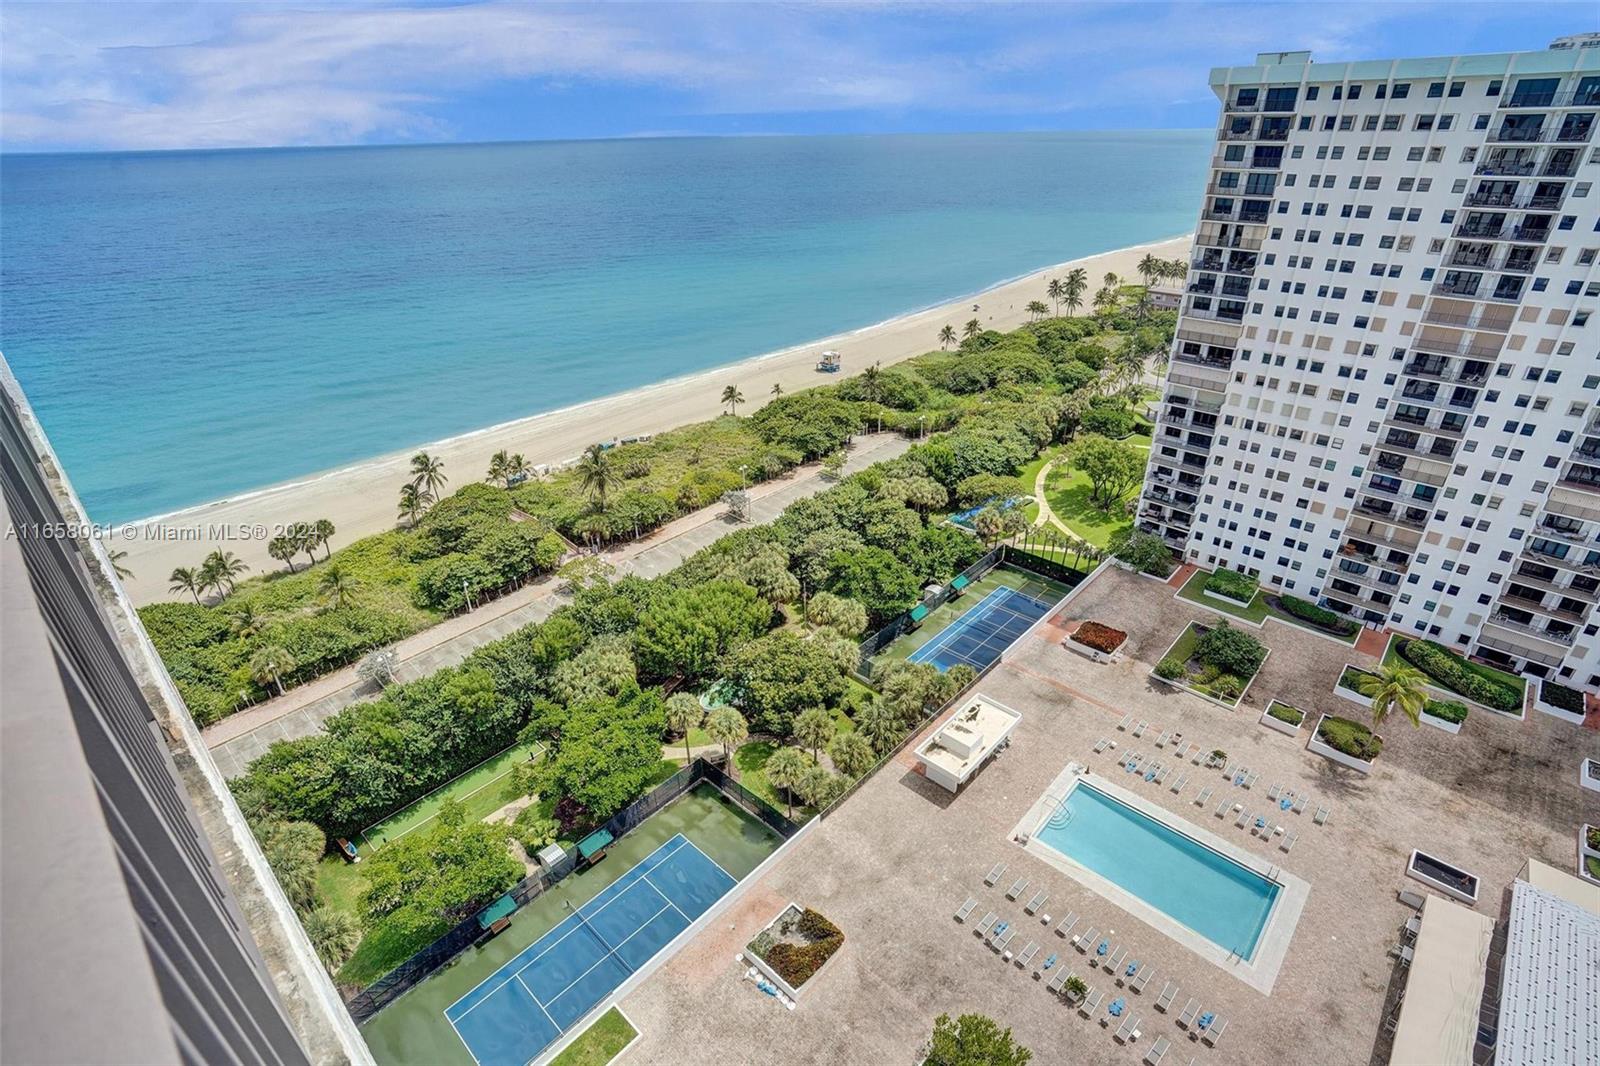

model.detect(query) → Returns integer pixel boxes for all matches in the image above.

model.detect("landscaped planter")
[1583,759,1600,795]
[1419,700,1468,735]
[1263,594,1361,643]
[743,904,844,1000]
[1306,713,1380,774]
[1332,665,1376,709]
[1407,850,1479,905]
[1066,621,1128,664]
[1149,622,1270,710]
[1534,680,1587,724]
[1259,701,1305,738]
[1580,825,1600,886]
[1202,587,1256,609]
[1385,635,1526,719]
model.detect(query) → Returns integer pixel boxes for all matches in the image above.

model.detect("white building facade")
[1139,36,1600,696]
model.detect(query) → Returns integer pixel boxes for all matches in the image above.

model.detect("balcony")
[1196,231,1263,252]
[1421,307,1514,332]
[1354,500,1428,530]
[1402,359,1491,385]
[1559,474,1600,496]
[1521,541,1600,576]
[1411,333,1502,360]
[1433,279,1484,298]
[1499,89,1600,109]
[1500,590,1589,623]
[1454,221,1506,240]
[1184,304,1245,325]
[1488,126,1552,144]
[1463,191,1516,208]
[1474,159,1536,177]
[1484,614,1575,647]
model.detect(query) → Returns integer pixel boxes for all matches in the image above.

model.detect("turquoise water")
[1,132,1209,522]
[1037,781,1279,960]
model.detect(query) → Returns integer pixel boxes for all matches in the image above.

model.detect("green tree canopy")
[1070,433,1144,508]
[926,1012,1033,1066]
[827,546,921,625]
[359,818,520,938]
[722,630,849,735]
[632,581,771,683]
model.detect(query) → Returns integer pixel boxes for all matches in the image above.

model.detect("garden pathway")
[204,432,911,778]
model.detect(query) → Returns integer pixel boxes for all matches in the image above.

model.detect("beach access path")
[204,431,910,778]
[114,235,1192,604]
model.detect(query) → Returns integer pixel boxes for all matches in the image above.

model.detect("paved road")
[207,433,911,778]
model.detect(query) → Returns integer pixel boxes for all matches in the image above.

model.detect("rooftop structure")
[913,693,1022,791]
[1388,895,1495,1066]
[1492,859,1600,1066]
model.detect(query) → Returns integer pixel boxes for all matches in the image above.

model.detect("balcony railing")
[1402,360,1491,385]
[1463,191,1516,208]
[1488,127,1552,144]
[1499,89,1600,109]
[1558,475,1600,496]
[1421,308,1514,331]
[1522,542,1600,576]
[1411,333,1502,360]
[1485,614,1575,646]
[1474,160,1536,177]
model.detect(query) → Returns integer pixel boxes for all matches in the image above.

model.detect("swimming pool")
[1034,781,1280,961]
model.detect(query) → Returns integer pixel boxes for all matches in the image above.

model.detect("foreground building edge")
[1,358,371,1066]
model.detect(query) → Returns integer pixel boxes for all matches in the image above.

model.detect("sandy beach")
[114,234,1190,604]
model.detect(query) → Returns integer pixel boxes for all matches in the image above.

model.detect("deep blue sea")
[1,132,1209,522]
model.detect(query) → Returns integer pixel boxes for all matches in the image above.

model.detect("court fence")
[342,756,798,1023]
[856,546,1004,673]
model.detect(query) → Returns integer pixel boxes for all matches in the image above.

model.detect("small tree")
[1354,663,1428,729]
[799,764,843,809]
[793,706,835,761]
[704,705,749,771]
[356,647,399,689]
[828,731,875,778]
[511,806,559,853]
[938,324,957,349]
[302,906,361,970]
[821,451,847,480]
[720,384,746,415]
[250,644,296,697]
[764,746,810,818]
[665,691,705,764]
[925,1012,1032,1066]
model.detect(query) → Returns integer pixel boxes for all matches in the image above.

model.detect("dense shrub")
[1422,699,1469,724]
[1108,528,1175,576]
[755,907,844,989]
[1266,702,1305,726]
[1080,402,1135,439]
[1154,657,1185,679]
[1541,680,1585,714]
[1317,715,1383,760]
[1071,621,1127,654]
[1194,623,1266,678]
[1398,638,1522,712]
[1277,594,1359,636]
[1203,567,1258,603]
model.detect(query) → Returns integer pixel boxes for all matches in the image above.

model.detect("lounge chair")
[1293,793,1309,815]
[1143,761,1161,781]
[1215,797,1231,818]
[1047,968,1070,994]
[1267,783,1282,802]
[1155,980,1178,1012]
[1153,765,1170,785]
[1116,713,1133,731]
[1280,831,1297,854]
[1123,751,1143,771]
[1079,988,1104,1019]
[1156,730,1171,748]
[1403,915,1421,941]
[1177,998,1198,1029]
[984,862,1007,886]
[1398,889,1426,910]
[1133,721,1148,738]
[1200,1015,1227,1047]
[1105,946,1126,972]
[1056,911,1080,939]
[1074,926,1100,953]
[1114,1014,1141,1044]
[1219,759,1234,778]
[1144,1036,1171,1065]
[1116,959,1139,987]
[1243,771,1259,790]
[1314,806,1330,826]
[1017,941,1040,968]
[1235,808,1252,829]
[1191,746,1206,765]
[1007,877,1029,900]
[1094,737,1111,754]
[1251,816,1269,836]
[1195,785,1213,807]
[993,926,1017,952]
[954,896,978,922]
[976,911,998,936]
[1130,966,1153,995]
[1025,890,1048,915]
[1170,773,1188,794]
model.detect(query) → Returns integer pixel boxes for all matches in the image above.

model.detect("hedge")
[1397,638,1522,713]
[1267,702,1305,726]
[1203,567,1258,603]
[1422,699,1469,725]
[1277,594,1359,636]
[1317,715,1383,760]
[1541,680,1585,715]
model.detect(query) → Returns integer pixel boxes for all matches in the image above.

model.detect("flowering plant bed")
[745,904,844,996]
[1069,621,1128,659]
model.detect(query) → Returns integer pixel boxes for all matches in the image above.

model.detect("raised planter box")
[1383,634,1527,721]
[1332,666,1375,709]
[1202,586,1256,609]
[1148,622,1269,711]
[1580,825,1600,886]
[1259,701,1305,738]
[1064,638,1117,664]
[1419,701,1467,735]
[1407,850,1479,906]
[1065,622,1128,665]
[1534,681,1587,724]
[1583,759,1600,795]
[742,903,844,1001]
[1306,714,1377,775]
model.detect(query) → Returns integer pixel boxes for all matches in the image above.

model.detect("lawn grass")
[734,740,816,821]
[316,854,367,915]
[358,740,544,850]
[1039,458,1140,549]
[1175,568,1271,624]
[550,1008,638,1066]
[1017,447,1060,525]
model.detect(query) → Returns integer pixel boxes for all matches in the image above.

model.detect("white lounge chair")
[1056,911,1080,939]
[1176,998,1198,1029]
[1215,797,1231,818]
[1314,805,1331,825]
[1105,945,1126,972]
[1094,737,1111,754]
[993,926,1016,952]
[1243,771,1259,790]
[1200,1015,1227,1047]
[1170,741,1188,760]
[984,862,1007,886]
[1016,941,1040,968]
[1144,1036,1171,1065]
[1047,968,1070,994]
[1191,746,1206,765]
[1155,980,1178,1012]
[1156,729,1171,747]
[1280,831,1298,854]
[1116,713,1133,731]
[1133,721,1148,738]
[954,896,978,922]
[1235,808,1252,829]
[1130,966,1153,994]
[1153,765,1170,785]
[1079,988,1104,1018]
[1293,793,1309,815]
[1267,783,1282,802]
[1170,773,1188,794]
[1114,1013,1141,1044]
[975,911,998,935]
[1075,926,1100,953]
[1195,785,1213,807]
[1006,876,1029,900]
[1025,890,1048,915]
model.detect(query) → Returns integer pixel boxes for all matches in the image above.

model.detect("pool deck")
[614,564,1599,1065]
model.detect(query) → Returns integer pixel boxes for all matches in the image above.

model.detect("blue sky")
[1,1,1591,151]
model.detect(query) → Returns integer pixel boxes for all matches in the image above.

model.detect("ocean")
[1,131,1210,522]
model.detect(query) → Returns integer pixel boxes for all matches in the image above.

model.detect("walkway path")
[205,432,911,778]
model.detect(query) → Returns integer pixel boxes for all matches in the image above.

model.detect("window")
[1428,81,1444,98]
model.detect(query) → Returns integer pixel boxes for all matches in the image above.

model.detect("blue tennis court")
[908,585,1055,673]
[445,834,735,1065]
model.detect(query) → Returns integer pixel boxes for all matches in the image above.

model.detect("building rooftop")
[1496,864,1600,1066]
[913,694,1021,787]
[1388,895,1495,1066]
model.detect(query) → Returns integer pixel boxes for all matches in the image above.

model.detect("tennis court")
[359,741,544,852]
[445,834,735,1065]
[907,585,1056,673]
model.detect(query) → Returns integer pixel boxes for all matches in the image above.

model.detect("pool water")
[1036,782,1279,961]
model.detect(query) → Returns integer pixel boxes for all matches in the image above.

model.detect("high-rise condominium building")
[1138,35,1600,697]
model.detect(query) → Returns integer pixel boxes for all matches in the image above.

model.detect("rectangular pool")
[1035,781,1280,961]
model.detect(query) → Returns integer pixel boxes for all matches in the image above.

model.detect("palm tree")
[250,644,296,697]
[1046,277,1065,315]
[794,707,835,762]
[302,907,361,970]
[764,746,810,818]
[577,443,621,511]
[505,453,531,485]
[938,324,957,349]
[854,698,899,754]
[202,549,248,595]
[311,518,335,559]
[1103,271,1120,290]
[1093,287,1118,319]
[1137,253,1159,287]
[318,563,359,609]
[705,706,748,775]
[771,382,783,398]
[861,362,884,431]
[168,566,204,604]
[665,692,704,764]
[487,449,510,485]
[288,522,318,569]
[396,483,427,526]
[1064,267,1088,316]
[228,602,264,639]
[720,384,745,416]
[409,451,447,501]
[107,548,133,580]
[267,535,299,573]
[1026,299,1049,321]
[1353,663,1428,729]
[962,318,981,340]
